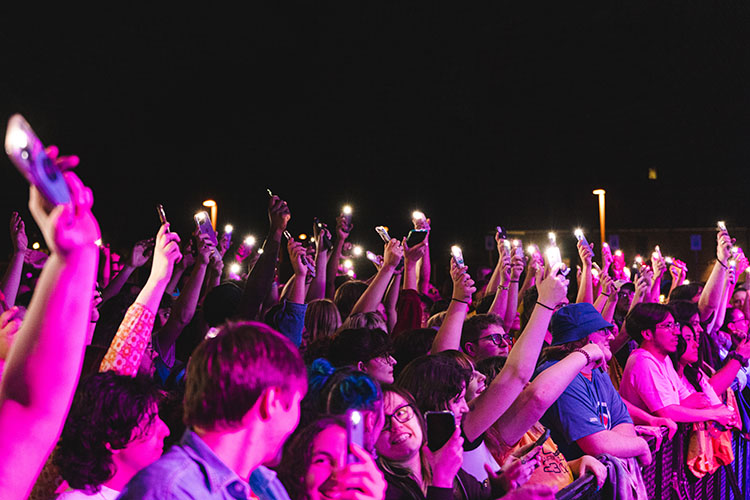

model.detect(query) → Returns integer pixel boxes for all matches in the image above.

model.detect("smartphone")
[157,204,168,227]
[313,217,334,251]
[515,427,550,459]
[194,211,218,246]
[347,409,365,463]
[426,411,455,452]
[545,246,562,268]
[406,229,428,247]
[5,114,71,205]
[375,226,391,243]
[574,229,589,248]
[451,246,465,267]
[496,226,508,240]
[341,205,353,226]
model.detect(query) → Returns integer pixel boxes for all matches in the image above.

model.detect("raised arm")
[431,259,476,353]
[325,215,351,299]
[153,234,212,361]
[349,240,403,317]
[237,195,290,320]
[463,265,568,441]
[100,224,181,376]
[504,247,525,328]
[100,237,153,303]
[699,230,731,322]
[0,170,99,500]
[306,223,331,302]
[493,344,605,445]
[402,239,427,291]
[485,233,509,300]
[0,213,27,309]
[575,241,594,304]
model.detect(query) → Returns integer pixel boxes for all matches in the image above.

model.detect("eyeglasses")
[656,322,679,331]
[478,333,513,346]
[383,404,415,432]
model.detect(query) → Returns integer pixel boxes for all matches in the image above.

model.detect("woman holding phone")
[375,385,556,500]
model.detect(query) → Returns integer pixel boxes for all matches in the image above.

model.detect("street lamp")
[592,189,606,250]
[202,199,217,230]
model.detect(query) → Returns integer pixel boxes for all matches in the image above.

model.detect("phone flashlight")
[635,255,643,265]
[451,245,465,266]
[229,263,241,275]
[548,232,556,245]
[652,252,659,261]
[731,246,739,256]
[718,220,727,231]
[574,228,589,247]
[343,259,354,270]
[730,259,737,269]
[615,250,623,257]
[503,240,511,251]
[412,210,425,222]
[366,250,378,262]
[244,235,256,247]
[352,245,363,257]
[665,256,674,264]
[347,269,355,277]
[342,205,353,225]
[527,245,537,255]
[603,242,609,248]
[545,246,562,267]
[224,224,233,233]
[512,239,520,247]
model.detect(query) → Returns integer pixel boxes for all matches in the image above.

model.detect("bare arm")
[349,240,402,318]
[0,212,27,308]
[383,272,402,334]
[306,225,331,302]
[577,425,651,464]
[494,345,604,445]
[0,173,99,500]
[100,238,153,303]
[325,215,350,300]
[575,241,594,304]
[463,265,567,441]
[431,259,476,353]
[699,231,731,322]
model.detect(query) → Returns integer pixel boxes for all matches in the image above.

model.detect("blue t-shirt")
[535,359,632,460]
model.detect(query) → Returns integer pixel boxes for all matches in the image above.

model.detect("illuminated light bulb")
[257,248,264,255]
[202,199,216,208]
[244,235,256,247]
[343,259,353,269]
[347,269,355,277]
[224,224,233,233]
[342,205,353,215]
[32,242,40,250]
[353,245,363,257]
[298,233,308,240]
[230,263,241,274]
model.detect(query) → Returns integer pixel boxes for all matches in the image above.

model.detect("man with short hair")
[119,321,307,499]
[460,313,512,362]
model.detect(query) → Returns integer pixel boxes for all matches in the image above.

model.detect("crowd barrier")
[556,425,750,499]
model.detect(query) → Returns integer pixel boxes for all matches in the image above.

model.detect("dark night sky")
[1,4,750,270]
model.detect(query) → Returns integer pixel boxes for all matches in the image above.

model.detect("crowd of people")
[1,146,749,500]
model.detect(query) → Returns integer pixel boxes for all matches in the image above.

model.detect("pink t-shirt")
[679,370,722,406]
[619,348,692,413]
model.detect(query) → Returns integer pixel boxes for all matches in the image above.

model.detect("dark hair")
[476,355,507,383]
[460,314,504,350]
[539,337,589,364]
[334,280,369,319]
[340,312,387,332]
[183,321,306,431]
[396,354,471,413]
[278,416,346,500]
[721,307,743,332]
[328,328,392,368]
[202,281,243,327]
[392,328,437,379]
[519,286,539,334]
[669,283,703,302]
[669,300,699,325]
[669,324,704,393]
[54,371,162,493]
[623,303,671,344]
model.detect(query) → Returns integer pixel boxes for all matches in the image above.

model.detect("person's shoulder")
[117,446,202,499]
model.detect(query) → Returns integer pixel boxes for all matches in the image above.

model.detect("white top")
[462,440,500,483]
[57,485,120,500]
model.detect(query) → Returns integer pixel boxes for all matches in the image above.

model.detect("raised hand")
[537,263,569,309]
[127,238,155,268]
[450,258,476,304]
[9,212,27,254]
[150,224,182,283]
[269,195,291,233]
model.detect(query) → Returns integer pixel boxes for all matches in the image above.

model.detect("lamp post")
[202,199,217,230]
[592,189,606,250]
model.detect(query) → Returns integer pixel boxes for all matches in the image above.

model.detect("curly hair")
[54,371,161,493]
[278,416,346,500]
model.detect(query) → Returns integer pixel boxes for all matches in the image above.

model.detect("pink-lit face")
[729,310,749,345]
[376,392,422,463]
[363,355,396,384]
[731,290,747,310]
[115,405,169,474]
[588,328,615,361]
[474,324,511,359]
[305,425,348,500]
[680,326,700,365]
[650,314,680,355]
[446,385,469,426]
[466,367,487,402]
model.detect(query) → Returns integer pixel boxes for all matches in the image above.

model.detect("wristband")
[510,280,520,283]
[451,298,469,305]
[727,351,750,368]
[717,259,728,269]
[600,293,610,297]
[573,348,592,366]
[536,301,554,311]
